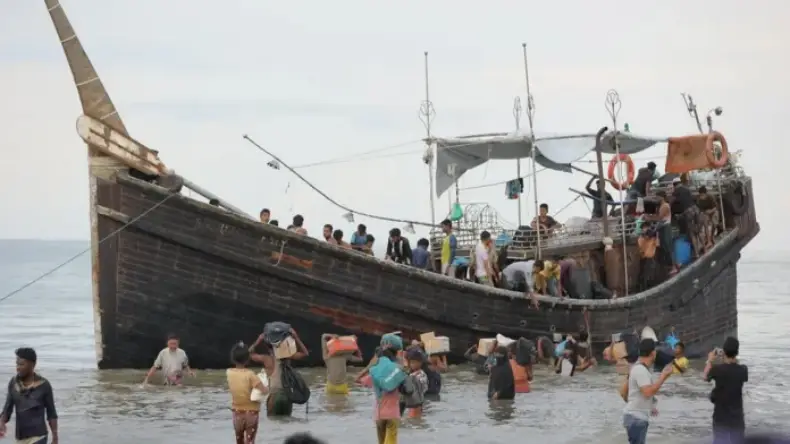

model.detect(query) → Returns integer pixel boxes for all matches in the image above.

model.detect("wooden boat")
[45,1,758,369]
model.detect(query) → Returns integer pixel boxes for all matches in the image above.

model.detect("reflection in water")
[486,400,515,422]
[1,245,789,443]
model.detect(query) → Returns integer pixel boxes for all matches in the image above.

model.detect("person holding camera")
[703,336,748,443]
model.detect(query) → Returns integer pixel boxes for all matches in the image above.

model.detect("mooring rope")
[0,191,179,305]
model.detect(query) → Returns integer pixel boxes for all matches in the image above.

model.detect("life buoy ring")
[606,153,635,190]
[705,131,729,168]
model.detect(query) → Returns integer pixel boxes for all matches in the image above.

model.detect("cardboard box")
[425,336,450,355]
[274,336,297,359]
[420,332,436,344]
[478,338,496,356]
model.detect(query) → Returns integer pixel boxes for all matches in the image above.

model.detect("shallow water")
[0,240,788,443]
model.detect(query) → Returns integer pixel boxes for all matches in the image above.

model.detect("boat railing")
[430,219,640,261]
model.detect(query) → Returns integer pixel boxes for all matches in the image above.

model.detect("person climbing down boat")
[227,343,268,444]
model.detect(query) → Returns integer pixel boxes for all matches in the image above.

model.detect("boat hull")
[92,172,758,369]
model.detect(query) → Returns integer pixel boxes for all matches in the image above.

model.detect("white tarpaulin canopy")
[432,130,666,197]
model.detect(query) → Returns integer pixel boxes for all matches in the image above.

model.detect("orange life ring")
[606,153,635,190]
[705,131,729,168]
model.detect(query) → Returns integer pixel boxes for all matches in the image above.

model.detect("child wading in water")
[227,343,268,444]
[402,347,429,418]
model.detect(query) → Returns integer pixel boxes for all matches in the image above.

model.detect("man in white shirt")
[620,339,673,444]
[474,231,495,287]
[500,259,535,292]
[142,334,195,386]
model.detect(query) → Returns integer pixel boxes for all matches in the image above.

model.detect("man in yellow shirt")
[439,219,458,276]
[671,341,689,374]
[533,260,561,295]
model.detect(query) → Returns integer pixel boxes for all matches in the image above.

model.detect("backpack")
[280,360,310,405]
[515,338,536,366]
[263,322,292,345]
[400,374,424,408]
[369,356,406,393]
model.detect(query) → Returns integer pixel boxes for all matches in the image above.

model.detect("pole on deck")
[513,97,523,226]
[420,51,437,229]
[593,127,611,238]
[606,89,629,296]
[521,43,542,259]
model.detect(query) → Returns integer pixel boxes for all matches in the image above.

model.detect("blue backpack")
[369,356,406,393]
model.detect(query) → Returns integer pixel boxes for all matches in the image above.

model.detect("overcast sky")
[1,0,786,254]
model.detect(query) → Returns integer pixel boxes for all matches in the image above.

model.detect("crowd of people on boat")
[253,157,731,301]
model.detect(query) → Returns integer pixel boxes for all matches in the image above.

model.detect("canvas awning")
[432,130,665,197]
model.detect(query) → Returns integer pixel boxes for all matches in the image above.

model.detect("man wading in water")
[142,334,195,386]
[0,348,59,444]
[267,329,309,417]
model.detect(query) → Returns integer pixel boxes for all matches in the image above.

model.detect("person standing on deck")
[385,228,412,264]
[628,162,657,201]
[267,329,309,417]
[259,208,271,224]
[142,334,195,386]
[439,219,458,276]
[473,231,495,287]
[350,224,369,251]
[585,177,613,218]
[289,215,308,235]
[332,230,352,249]
[322,334,363,395]
[530,203,561,235]
[411,238,433,271]
[322,224,336,244]
[0,348,59,444]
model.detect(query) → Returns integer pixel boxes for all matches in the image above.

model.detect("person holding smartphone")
[704,337,748,443]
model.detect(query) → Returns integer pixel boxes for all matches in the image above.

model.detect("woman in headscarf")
[487,346,515,400]
[370,333,406,444]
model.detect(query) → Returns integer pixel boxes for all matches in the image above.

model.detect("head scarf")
[380,333,403,351]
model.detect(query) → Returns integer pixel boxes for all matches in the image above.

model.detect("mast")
[521,43,542,259]
[512,97,523,226]
[605,90,629,296]
[45,0,127,364]
[420,52,437,228]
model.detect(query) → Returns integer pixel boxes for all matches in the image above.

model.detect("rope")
[292,149,423,169]
[0,191,179,305]
[243,135,440,228]
[291,139,423,169]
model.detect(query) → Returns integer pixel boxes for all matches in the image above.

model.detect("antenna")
[521,43,542,259]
